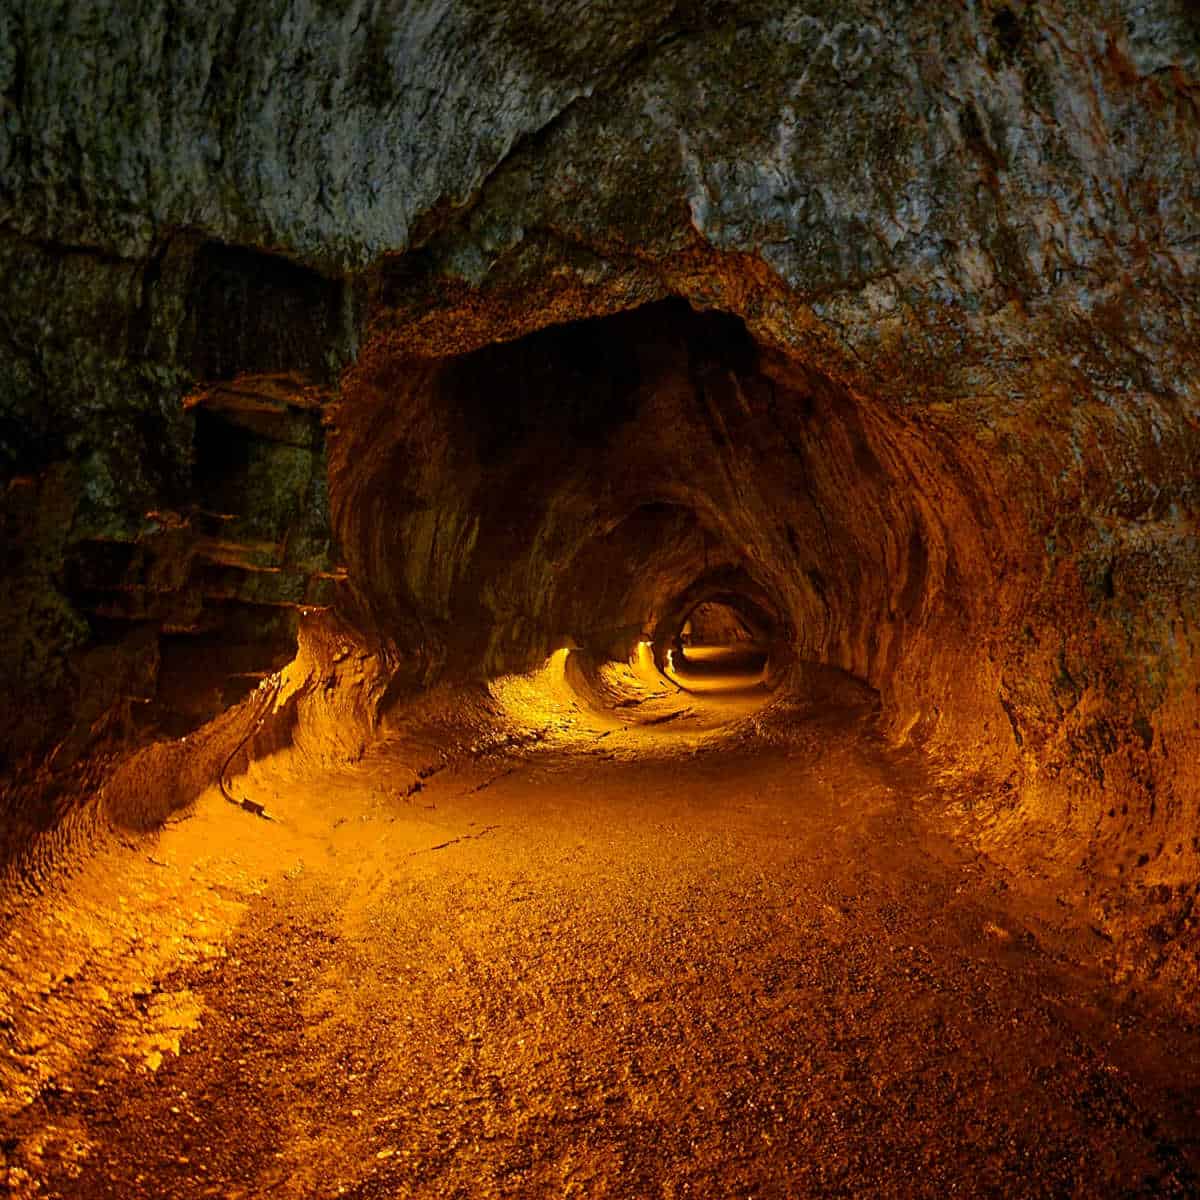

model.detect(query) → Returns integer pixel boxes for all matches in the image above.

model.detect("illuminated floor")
[3,651,1198,1196]
[665,643,770,693]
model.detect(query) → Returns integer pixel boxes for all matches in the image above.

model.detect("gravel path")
[4,663,1199,1197]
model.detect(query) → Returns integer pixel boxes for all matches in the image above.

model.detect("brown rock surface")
[1,2,1199,1190]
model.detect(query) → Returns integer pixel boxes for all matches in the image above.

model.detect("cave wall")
[1,0,1198,984]
[0,234,351,858]
[685,603,757,644]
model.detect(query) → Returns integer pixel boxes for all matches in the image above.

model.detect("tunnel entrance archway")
[332,293,994,765]
[680,600,759,647]
[655,575,783,695]
[671,598,770,693]
[651,564,787,681]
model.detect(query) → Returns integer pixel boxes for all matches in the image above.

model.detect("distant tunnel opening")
[668,600,770,693]
[332,295,968,735]
[681,601,760,647]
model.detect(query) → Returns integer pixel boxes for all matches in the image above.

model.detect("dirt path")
[3,659,1199,1197]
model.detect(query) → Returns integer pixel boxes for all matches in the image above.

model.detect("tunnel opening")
[681,600,760,647]
[331,297,836,690]
[670,599,770,694]
[331,296,935,706]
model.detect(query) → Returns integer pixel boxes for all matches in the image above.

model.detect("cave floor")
[3,662,1199,1198]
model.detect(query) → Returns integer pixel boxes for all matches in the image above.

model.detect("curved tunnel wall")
[332,299,1009,762]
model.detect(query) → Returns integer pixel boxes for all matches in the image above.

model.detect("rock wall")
[0,234,349,860]
[685,603,757,645]
[1,1,1198,990]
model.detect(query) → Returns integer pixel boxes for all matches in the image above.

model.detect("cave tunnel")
[2,4,1200,1196]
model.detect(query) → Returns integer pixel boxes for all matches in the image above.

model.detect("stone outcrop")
[1,1,1197,996]
[0,235,347,858]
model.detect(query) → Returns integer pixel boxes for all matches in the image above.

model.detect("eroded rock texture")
[1,1,1198,996]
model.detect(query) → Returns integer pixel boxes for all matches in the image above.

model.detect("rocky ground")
[2,651,1198,1198]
